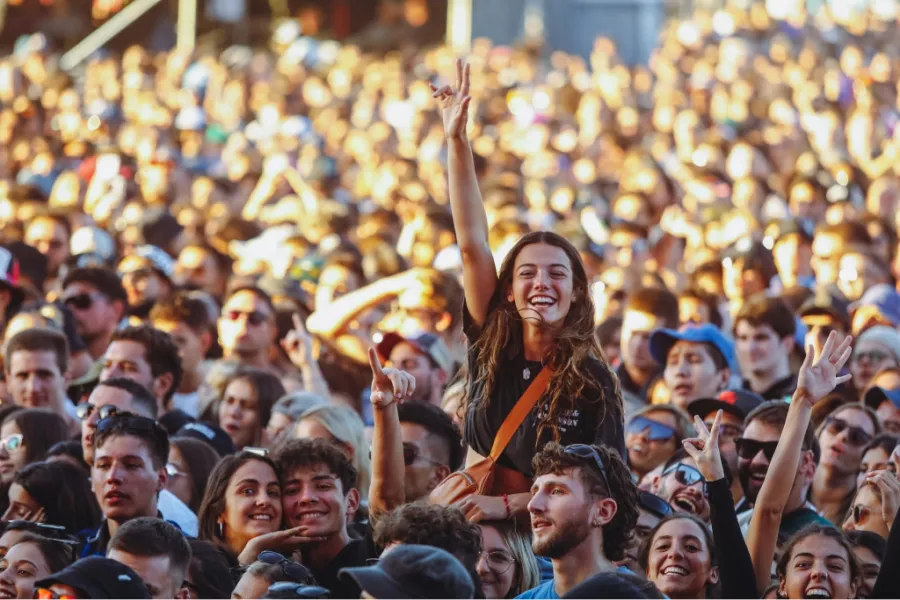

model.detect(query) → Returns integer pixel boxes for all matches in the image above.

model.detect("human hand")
[368,347,416,409]
[682,411,726,482]
[455,495,508,523]
[237,526,327,566]
[431,59,471,141]
[867,469,900,530]
[281,314,316,370]
[795,332,853,406]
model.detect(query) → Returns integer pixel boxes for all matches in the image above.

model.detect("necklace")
[523,367,531,380]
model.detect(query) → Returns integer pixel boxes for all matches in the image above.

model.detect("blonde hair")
[293,404,371,496]
[481,521,540,598]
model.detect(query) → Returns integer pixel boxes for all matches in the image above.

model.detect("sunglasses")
[565,444,611,492]
[825,417,873,447]
[402,443,442,467]
[96,414,168,444]
[35,589,76,600]
[662,463,708,495]
[262,582,330,599]
[223,310,268,325]
[257,551,312,583]
[626,416,677,441]
[0,434,23,453]
[62,292,102,311]
[735,438,780,461]
[638,491,674,518]
[75,403,122,422]
[4,521,66,535]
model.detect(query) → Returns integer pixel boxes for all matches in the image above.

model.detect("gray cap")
[340,544,474,599]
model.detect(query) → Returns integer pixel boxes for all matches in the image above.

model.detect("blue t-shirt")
[515,566,635,599]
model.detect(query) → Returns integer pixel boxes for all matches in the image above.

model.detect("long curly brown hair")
[468,231,622,441]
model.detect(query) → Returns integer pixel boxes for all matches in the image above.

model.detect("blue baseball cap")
[850,284,900,327]
[649,324,734,368]
[864,386,900,411]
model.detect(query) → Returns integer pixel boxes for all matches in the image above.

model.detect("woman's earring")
[216,521,225,539]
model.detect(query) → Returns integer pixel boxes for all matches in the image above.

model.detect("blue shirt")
[516,566,635,599]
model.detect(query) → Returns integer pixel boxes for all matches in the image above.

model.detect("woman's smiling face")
[779,534,858,600]
[647,517,717,598]
[509,242,574,327]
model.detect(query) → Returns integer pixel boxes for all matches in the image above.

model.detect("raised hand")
[368,347,416,409]
[682,410,726,482]
[866,469,900,530]
[431,58,471,140]
[796,332,853,406]
[282,313,315,369]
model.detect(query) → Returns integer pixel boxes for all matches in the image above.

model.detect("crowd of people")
[0,0,896,597]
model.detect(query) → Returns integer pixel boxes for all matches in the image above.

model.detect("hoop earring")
[216,521,225,539]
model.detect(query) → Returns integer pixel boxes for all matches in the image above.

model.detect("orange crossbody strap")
[488,367,553,460]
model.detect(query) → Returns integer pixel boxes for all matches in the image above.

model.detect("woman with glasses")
[626,405,694,481]
[167,437,222,514]
[812,404,881,525]
[217,367,285,451]
[0,410,69,486]
[197,452,284,561]
[843,467,900,539]
[850,326,900,396]
[0,534,74,600]
[2,461,100,535]
[475,521,540,599]
[232,551,316,600]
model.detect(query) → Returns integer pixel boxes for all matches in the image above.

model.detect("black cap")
[562,572,648,599]
[176,421,236,456]
[340,544,474,599]
[35,557,151,599]
[688,389,766,421]
[799,289,851,330]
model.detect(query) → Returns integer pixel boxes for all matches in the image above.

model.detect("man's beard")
[532,515,591,559]
[738,466,764,504]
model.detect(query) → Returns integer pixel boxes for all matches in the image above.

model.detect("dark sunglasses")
[62,292,101,310]
[75,403,123,422]
[224,310,268,325]
[402,442,442,467]
[35,589,76,600]
[638,491,674,518]
[825,417,873,447]
[626,416,677,441]
[662,463,708,495]
[262,582,330,599]
[853,504,868,524]
[96,413,168,443]
[735,438,780,461]
[565,444,611,492]
[4,520,66,535]
[257,551,313,583]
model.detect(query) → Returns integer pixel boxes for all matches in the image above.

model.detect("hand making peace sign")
[431,58,471,140]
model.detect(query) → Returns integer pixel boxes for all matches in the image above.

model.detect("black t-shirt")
[463,306,626,477]
[309,530,379,599]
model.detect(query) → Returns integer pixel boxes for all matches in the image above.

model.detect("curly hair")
[468,231,623,443]
[272,438,358,496]
[374,504,482,574]
[531,442,638,562]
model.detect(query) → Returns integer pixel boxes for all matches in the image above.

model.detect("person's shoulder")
[515,580,557,599]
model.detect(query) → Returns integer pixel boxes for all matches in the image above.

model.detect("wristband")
[502,494,511,519]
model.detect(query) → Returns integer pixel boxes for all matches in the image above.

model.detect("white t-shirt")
[158,489,198,537]
[171,391,201,419]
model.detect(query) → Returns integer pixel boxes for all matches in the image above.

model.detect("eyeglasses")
[75,403,123,422]
[662,463,708,496]
[735,438,780,461]
[638,491,674,518]
[257,551,312,583]
[0,434,23,453]
[479,550,517,574]
[244,447,269,458]
[825,417,873,447]
[402,443,442,467]
[564,444,611,493]
[35,588,76,600]
[704,421,742,442]
[626,416,677,441]
[223,310,269,325]
[853,350,894,365]
[262,582,330,599]
[62,292,103,311]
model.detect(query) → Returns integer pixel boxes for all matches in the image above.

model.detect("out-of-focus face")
[152,319,206,374]
[0,541,53,600]
[843,483,890,538]
[218,377,260,450]
[621,310,667,374]
[773,235,811,289]
[646,518,717,599]
[118,255,171,309]
[608,229,648,269]
[874,399,900,435]
[663,341,728,411]
[802,314,845,357]
[811,233,843,286]
[851,543,881,600]
[62,282,121,341]
[839,253,886,303]
[623,507,662,574]
[818,408,877,476]
[218,291,276,360]
[722,260,767,302]
[778,534,857,600]
[851,341,899,393]
[314,264,361,310]
[175,246,222,295]
[6,349,67,414]
[165,445,194,509]
[734,321,790,382]
[858,446,893,489]
[678,296,711,327]
[509,243,575,329]
[25,217,69,275]
[627,410,679,477]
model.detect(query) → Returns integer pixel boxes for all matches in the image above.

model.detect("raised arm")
[433,59,497,326]
[367,348,417,520]
[746,333,853,594]
[683,411,756,598]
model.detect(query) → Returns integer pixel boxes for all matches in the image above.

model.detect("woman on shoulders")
[433,59,625,520]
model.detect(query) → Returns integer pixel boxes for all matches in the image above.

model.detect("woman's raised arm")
[433,59,497,327]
